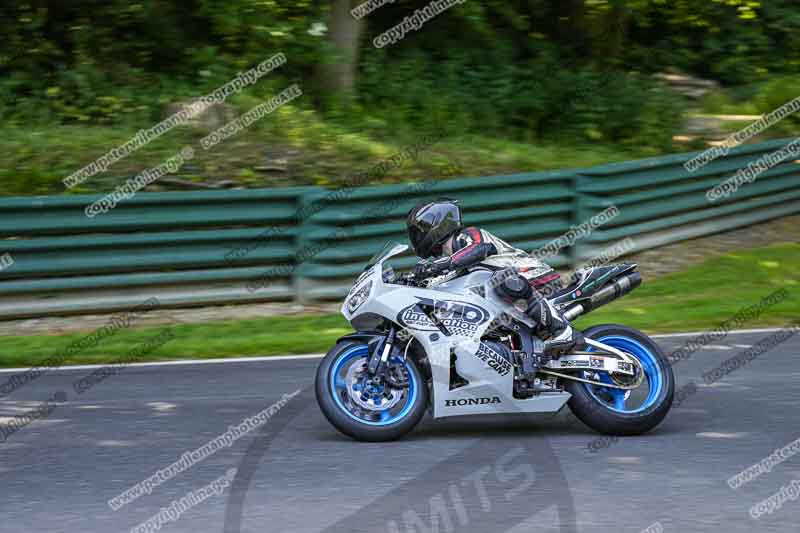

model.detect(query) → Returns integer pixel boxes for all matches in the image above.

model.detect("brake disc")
[345,360,405,412]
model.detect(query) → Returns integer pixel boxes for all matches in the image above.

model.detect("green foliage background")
[0,1,798,195]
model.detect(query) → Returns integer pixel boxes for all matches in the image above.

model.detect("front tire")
[564,324,674,436]
[315,340,428,442]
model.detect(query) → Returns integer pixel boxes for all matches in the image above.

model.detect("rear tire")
[315,340,428,442]
[564,324,674,436]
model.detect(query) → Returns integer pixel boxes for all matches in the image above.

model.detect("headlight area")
[346,280,373,313]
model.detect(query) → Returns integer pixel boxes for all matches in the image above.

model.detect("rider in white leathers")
[406,199,583,379]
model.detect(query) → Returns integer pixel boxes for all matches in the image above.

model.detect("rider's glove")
[413,257,451,277]
[413,259,434,277]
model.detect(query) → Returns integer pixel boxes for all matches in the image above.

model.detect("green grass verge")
[574,242,799,331]
[0,243,797,368]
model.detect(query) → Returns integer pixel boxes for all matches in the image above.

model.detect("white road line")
[649,327,789,339]
[0,354,325,374]
[0,327,790,375]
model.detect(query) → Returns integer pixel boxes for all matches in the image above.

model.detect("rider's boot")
[520,298,584,383]
[492,270,584,385]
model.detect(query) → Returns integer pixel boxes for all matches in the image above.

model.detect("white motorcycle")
[315,242,674,442]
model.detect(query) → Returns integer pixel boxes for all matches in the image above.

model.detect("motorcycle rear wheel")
[564,324,674,436]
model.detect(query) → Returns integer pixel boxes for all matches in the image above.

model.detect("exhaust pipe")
[562,272,642,321]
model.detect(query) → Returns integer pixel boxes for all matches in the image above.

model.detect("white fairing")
[341,243,571,418]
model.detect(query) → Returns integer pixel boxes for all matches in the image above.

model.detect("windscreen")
[365,241,407,269]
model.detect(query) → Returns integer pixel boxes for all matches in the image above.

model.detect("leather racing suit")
[419,226,581,377]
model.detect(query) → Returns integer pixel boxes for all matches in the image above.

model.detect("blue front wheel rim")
[329,345,418,426]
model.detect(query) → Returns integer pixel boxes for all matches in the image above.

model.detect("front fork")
[366,325,397,379]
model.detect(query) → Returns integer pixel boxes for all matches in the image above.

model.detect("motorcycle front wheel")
[564,324,674,436]
[315,340,428,442]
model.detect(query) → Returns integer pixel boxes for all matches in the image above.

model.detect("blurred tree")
[320,0,365,98]
[0,0,797,146]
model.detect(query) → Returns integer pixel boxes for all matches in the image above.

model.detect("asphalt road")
[1,329,799,533]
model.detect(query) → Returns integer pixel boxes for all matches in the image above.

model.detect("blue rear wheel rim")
[329,344,418,426]
[583,335,664,414]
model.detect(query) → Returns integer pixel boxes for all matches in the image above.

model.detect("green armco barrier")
[0,187,312,318]
[0,138,798,318]
[572,137,800,261]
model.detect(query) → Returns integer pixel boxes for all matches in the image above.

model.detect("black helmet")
[406,199,462,258]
